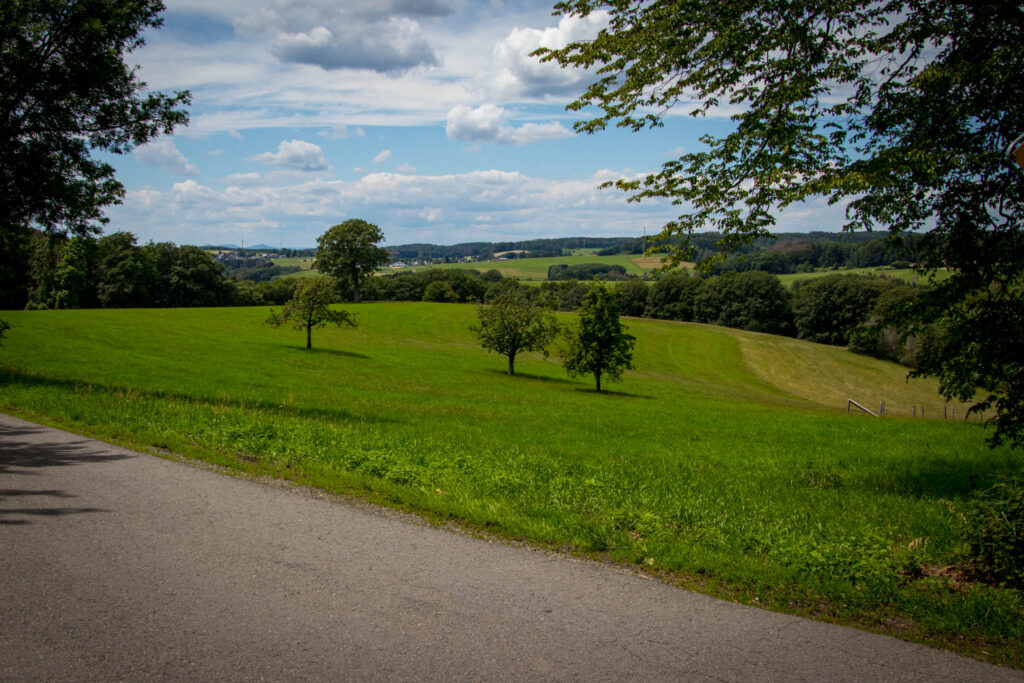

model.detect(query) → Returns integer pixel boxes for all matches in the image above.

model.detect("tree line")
[357,265,929,368]
[14,230,302,310]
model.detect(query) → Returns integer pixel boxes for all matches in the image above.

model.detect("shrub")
[422,280,459,302]
[958,479,1024,587]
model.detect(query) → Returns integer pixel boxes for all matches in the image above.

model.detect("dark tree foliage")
[538,280,592,311]
[539,0,1024,447]
[471,282,559,375]
[25,232,235,309]
[547,263,629,280]
[422,280,459,303]
[791,275,897,346]
[613,278,648,317]
[314,220,390,303]
[96,231,154,307]
[364,268,489,304]
[0,0,190,308]
[693,271,793,335]
[563,282,635,392]
[265,277,356,350]
[644,271,702,321]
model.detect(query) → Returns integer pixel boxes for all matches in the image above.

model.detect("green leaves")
[313,219,390,302]
[563,282,635,391]
[471,282,559,375]
[539,0,1024,447]
[0,0,190,238]
[265,277,357,349]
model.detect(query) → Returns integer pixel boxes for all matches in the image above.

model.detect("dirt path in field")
[1,412,1020,681]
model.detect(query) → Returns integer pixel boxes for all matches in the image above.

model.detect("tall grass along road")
[2,414,1020,681]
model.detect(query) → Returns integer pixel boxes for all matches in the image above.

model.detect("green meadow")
[0,304,1020,665]
[388,253,657,280]
[777,267,950,288]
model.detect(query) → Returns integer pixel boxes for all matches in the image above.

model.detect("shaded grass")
[0,303,1020,666]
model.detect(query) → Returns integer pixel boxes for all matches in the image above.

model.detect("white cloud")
[396,164,417,173]
[235,1,453,73]
[134,138,200,177]
[445,104,572,145]
[486,11,609,100]
[225,172,263,185]
[253,139,331,171]
[270,19,438,73]
[374,149,392,164]
[318,125,366,139]
[172,179,217,202]
[109,167,687,247]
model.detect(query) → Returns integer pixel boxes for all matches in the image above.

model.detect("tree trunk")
[306,323,312,349]
[352,268,361,303]
[595,371,601,393]
[508,352,516,376]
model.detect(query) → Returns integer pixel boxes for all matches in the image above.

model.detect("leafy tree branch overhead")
[0,0,191,309]
[537,0,1024,447]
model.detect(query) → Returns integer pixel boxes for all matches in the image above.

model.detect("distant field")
[274,257,314,270]
[266,254,943,290]
[0,304,1019,665]
[397,254,660,280]
[778,267,951,288]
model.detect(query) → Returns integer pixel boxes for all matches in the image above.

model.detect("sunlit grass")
[0,303,1019,665]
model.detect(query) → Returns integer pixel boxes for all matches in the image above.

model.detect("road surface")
[1,412,1020,681]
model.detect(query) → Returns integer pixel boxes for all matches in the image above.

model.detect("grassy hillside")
[0,304,1020,664]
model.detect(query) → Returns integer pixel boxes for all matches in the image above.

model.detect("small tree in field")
[471,282,559,376]
[563,283,635,392]
[265,277,356,349]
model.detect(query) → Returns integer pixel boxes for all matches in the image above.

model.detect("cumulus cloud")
[271,19,438,72]
[373,149,392,164]
[487,11,609,99]
[396,164,417,173]
[172,179,217,202]
[239,0,451,73]
[111,166,690,248]
[253,139,331,171]
[135,138,200,177]
[445,104,572,145]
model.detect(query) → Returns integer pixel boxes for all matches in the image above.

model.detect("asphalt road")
[1,412,1020,681]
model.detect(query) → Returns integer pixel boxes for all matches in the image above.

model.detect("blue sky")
[103,0,851,248]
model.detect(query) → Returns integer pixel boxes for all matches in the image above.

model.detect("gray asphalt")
[1,412,1020,681]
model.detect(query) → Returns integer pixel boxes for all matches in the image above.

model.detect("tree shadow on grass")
[853,455,1022,501]
[1,368,397,426]
[569,386,656,400]
[483,369,576,385]
[286,346,370,360]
